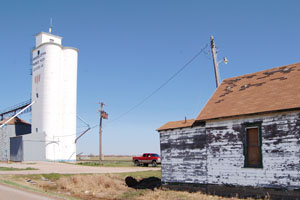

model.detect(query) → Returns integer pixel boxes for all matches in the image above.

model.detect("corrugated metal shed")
[0,117,31,161]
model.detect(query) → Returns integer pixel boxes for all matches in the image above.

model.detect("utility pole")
[210,36,220,88]
[98,102,108,164]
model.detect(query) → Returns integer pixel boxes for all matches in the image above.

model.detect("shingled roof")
[196,62,300,121]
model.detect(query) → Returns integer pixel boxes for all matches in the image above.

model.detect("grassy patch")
[77,160,135,167]
[77,160,161,168]
[42,173,67,181]
[116,170,161,179]
[13,173,73,182]
[77,155,133,161]
[0,167,37,171]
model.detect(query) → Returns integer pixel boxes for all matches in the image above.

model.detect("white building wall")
[43,44,63,160]
[58,48,77,161]
[35,32,62,47]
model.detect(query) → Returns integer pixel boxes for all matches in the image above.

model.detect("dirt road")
[0,183,59,200]
[0,161,160,175]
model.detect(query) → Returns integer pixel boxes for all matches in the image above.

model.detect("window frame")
[243,122,263,168]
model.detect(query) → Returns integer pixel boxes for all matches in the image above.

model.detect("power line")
[72,43,209,135]
[75,43,209,130]
[54,134,76,138]
[77,115,90,128]
[107,43,209,124]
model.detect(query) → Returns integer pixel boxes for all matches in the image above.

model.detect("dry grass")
[104,156,133,161]
[43,174,135,199]
[37,174,257,200]
[3,171,262,200]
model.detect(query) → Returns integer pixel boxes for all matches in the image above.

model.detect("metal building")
[0,117,31,161]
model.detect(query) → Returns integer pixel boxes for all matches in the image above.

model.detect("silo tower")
[31,31,78,161]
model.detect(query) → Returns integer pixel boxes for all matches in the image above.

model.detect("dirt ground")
[0,161,160,175]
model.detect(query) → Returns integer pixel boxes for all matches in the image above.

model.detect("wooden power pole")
[210,36,220,88]
[98,102,108,164]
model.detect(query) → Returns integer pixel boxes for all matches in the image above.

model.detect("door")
[10,136,23,162]
[246,128,261,167]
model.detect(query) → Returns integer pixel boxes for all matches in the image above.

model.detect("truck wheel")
[152,160,157,167]
[134,160,140,166]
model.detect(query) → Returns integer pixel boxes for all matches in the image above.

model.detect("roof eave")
[195,107,300,123]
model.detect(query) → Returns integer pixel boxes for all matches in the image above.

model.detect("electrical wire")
[55,125,98,138]
[77,115,90,128]
[58,43,209,136]
[54,134,76,137]
[107,43,209,124]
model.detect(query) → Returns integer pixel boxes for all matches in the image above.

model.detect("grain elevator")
[24,31,78,161]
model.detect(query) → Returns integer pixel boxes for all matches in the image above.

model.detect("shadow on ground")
[125,176,161,190]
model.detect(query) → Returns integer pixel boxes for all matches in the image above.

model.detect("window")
[244,123,263,168]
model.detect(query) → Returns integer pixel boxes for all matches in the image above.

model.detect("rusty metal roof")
[196,62,300,121]
[0,117,31,125]
[157,62,300,131]
[157,119,195,131]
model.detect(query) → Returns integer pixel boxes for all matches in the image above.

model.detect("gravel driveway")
[0,161,160,175]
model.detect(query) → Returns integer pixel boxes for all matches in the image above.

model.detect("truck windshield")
[152,154,159,157]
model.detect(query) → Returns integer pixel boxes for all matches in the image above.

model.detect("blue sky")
[1,1,300,155]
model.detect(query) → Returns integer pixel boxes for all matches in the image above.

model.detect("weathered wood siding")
[206,111,300,188]
[159,111,300,189]
[160,126,207,184]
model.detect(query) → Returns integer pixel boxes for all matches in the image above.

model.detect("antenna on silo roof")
[49,18,53,34]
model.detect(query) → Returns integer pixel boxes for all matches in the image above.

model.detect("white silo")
[31,31,78,161]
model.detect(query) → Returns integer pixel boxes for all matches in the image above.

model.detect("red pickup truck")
[132,153,161,167]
